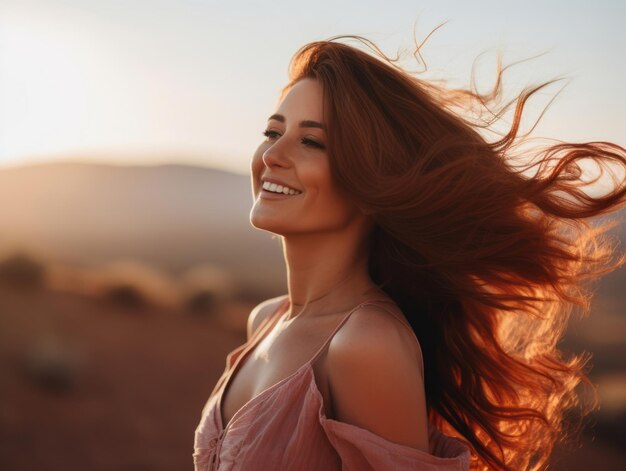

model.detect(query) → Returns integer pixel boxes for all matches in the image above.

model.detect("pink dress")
[193,297,471,470]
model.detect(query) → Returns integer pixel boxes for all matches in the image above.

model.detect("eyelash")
[262,130,326,150]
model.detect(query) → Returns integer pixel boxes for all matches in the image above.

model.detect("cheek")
[318,171,358,216]
[310,177,355,215]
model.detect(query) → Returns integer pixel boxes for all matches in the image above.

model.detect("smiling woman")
[193,31,626,471]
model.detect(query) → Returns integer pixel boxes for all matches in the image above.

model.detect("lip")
[259,188,304,200]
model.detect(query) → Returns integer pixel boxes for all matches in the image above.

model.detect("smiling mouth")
[259,187,304,198]
[261,181,303,195]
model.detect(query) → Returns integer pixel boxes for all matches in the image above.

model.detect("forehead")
[276,78,324,119]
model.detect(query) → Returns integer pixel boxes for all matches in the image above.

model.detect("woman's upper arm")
[326,306,429,453]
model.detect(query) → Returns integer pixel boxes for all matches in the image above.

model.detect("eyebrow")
[267,113,326,131]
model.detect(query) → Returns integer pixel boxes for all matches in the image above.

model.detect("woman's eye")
[261,130,325,150]
[262,130,280,140]
[301,138,326,150]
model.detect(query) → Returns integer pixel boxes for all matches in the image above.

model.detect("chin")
[249,212,283,235]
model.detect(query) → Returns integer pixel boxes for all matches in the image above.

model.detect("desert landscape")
[0,161,624,470]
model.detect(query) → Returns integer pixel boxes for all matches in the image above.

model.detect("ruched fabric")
[193,297,471,470]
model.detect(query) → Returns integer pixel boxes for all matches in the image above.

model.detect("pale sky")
[0,0,624,176]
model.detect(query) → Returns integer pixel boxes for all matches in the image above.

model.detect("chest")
[220,317,337,427]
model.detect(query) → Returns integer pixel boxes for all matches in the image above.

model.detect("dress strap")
[307,297,397,366]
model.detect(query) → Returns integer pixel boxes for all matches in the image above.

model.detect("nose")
[262,139,291,168]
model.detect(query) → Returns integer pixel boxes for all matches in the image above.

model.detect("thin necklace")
[287,271,380,321]
[289,269,357,307]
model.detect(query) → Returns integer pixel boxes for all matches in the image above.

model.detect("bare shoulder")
[326,303,429,452]
[246,294,289,342]
[330,303,424,377]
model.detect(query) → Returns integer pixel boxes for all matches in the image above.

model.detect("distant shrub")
[179,264,237,315]
[84,259,180,310]
[19,334,84,393]
[0,252,45,289]
[185,288,217,314]
[102,283,148,309]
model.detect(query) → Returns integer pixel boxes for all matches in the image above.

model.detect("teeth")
[262,180,302,195]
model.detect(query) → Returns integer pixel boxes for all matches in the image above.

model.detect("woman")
[194,33,626,470]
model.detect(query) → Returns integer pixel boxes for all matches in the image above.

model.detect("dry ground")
[0,286,624,470]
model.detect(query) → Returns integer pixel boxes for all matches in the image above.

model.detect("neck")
[280,226,383,321]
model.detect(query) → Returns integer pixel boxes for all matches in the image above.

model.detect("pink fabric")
[193,297,471,470]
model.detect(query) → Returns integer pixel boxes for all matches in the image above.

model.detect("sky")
[0,0,624,176]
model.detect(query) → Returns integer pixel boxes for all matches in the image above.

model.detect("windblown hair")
[279,30,626,470]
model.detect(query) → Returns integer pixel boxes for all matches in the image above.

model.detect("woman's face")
[250,78,365,236]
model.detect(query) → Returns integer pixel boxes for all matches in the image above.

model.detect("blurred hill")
[0,161,286,297]
[1,160,624,298]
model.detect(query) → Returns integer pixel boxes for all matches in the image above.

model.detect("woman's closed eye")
[262,130,326,150]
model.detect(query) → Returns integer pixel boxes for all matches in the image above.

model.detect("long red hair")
[278,31,626,470]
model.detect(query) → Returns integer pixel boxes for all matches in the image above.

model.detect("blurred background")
[0,1,624,469]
